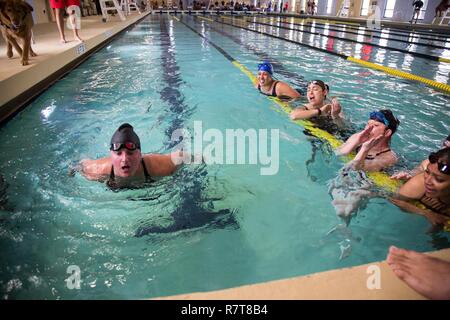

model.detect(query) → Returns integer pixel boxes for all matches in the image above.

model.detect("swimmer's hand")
[170,151,205,165]
[319,103,332,116]
[360,134,383,151]
[68,163,82,177]
[356,126,374,146]
[391,171,412,181]
[330,97,342,118]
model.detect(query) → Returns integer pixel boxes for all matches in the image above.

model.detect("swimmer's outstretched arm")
[391,159,428,181]
[79,158,111,180]
[391,173,450,225]
[141,151,183,177]
[290,104,331,120]
[336,126,373,156]
[277,82,301,99]
[336,132,360,156]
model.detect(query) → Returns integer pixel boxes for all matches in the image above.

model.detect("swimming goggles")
[308,80,327,91]
[110,142,139,151]
[369,111,390,127]
[429,152,450,175]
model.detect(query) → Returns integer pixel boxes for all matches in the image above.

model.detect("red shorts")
[49,0,80,9]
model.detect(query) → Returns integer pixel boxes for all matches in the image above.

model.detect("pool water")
[0,15,449,299]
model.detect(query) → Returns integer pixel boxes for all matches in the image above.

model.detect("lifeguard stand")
[337,0,350,17]
[431,8,450,25]
[99,0,126,21]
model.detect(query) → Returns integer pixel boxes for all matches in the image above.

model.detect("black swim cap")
[110,123,141,149]
[309,80,329,92]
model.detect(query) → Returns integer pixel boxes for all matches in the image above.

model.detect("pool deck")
[0,10,151,124]
[157,248,450,300]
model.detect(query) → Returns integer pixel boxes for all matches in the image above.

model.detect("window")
[418,0,429,20]
[326,0,333,14]
[384,0,396,18]
[360,0,370,16]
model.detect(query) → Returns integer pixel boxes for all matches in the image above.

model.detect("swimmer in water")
[290,80,343,122]
[336,109,400,172]
[254,61,301,100]
[80,123,185,189]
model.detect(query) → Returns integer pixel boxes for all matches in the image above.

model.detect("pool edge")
[154,248,450,300]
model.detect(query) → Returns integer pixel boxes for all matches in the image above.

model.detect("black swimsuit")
[258,81,279,97]
[107,158,154,189]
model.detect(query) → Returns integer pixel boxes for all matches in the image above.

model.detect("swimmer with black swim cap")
[290,80,343,121]
[80,123,184,188]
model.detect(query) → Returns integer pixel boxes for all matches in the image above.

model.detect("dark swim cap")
[308,80,329,91]
[110,123,141,149]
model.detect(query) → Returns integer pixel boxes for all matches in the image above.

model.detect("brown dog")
[435,0,450,17]
[0,0,36,66]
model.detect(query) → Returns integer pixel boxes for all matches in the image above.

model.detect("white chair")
[121,0,142,15]
[99,0,126,21]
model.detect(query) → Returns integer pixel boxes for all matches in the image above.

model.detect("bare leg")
[68,12,83,42]
[387,246,450,300]
[54,8,66,43]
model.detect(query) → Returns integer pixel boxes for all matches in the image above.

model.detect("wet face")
[365,119,390,139]
[110,148,142,177]
[258,71,273,87]
[307,84,327,105]
[424,162,450,199]
[443,140,450,148]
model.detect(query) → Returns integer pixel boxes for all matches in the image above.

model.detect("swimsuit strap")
[272,81,279,97]
[109,158,152,183]
[258,82,278,97]
[141,158,151,179]
[365,149,391,160]
[420,195,449,216]
[110,164,115,180]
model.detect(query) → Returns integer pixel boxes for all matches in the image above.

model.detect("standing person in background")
[49,0,83,43]
[311,0,316,15]
[307,0,312,14]
[410,0,424,24]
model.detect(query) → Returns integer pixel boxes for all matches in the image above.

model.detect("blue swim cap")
[258,61,273,75]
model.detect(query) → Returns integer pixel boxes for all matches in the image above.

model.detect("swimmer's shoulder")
[398,172,425,199]
[143,153,179,177]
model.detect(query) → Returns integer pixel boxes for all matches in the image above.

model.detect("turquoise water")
[0,15,449,299]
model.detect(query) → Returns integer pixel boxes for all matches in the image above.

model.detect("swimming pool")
[0,14,449,299]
